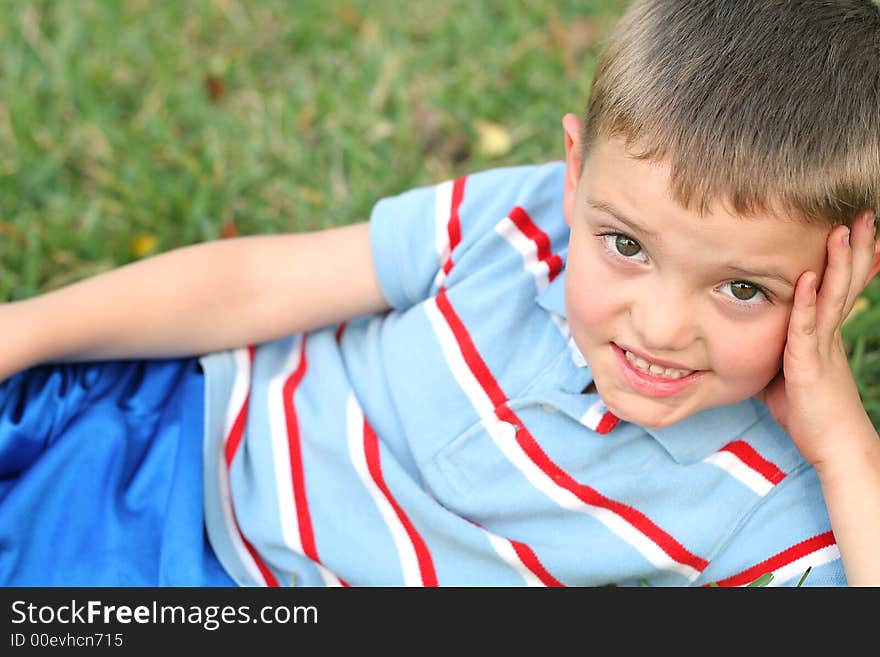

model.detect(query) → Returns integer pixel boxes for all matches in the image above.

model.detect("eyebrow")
[586,197,660,240]
[720,265,794,289]
[586,197,794,289]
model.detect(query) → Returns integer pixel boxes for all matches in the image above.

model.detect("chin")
[599,386,691,430]
[613,407,682,430]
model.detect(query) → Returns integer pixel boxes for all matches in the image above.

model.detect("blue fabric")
[0,357,234,586]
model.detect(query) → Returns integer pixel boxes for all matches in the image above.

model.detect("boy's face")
[561,119,834,429]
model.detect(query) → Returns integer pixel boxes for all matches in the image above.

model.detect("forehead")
[581,134,824,226]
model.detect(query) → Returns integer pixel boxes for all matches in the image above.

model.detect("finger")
[846,210,877,309]
[785,270,820,369]
[815,225,852,339]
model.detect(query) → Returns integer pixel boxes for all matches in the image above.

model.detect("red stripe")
[436,289,507,408]
[362,418,438,586]
[448,177,465,253]
[241,535,280,587]
[710,531,836,587]
[510,540,564,587]
[223,345,279,587]
[465,518,561,586]
[721,440,786,485]
[595,411,620,435]
[440,177,466,275]
[224,397,249,467]
[282,335,319,562]
[335,321,347,344]
[224,345,256,466]
[435,291,708,575]
[507,206,564,281]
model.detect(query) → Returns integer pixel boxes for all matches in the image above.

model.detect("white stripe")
[346,393,422,586]
[433,180,454,290]
[495,215,552,293]
[580,399,609,431]
[424,299,496,418]
[765,544,841,587]
[426,296,701,582]
[317,564,344,587]
[483,533,545,587]
[267,336,305,555]
[218,348,268,585]
[222,348,252,441]
[551,313,571,340]
[703,450,774,497]
[568,337,588,367]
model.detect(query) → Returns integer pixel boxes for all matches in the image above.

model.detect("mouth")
[612,343,707,398]
[621,348,695,379]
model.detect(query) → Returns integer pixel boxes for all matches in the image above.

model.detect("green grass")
[1,0,879,429]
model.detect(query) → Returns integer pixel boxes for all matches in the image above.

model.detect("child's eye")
[598,232,647,262]
[719,280,769,305]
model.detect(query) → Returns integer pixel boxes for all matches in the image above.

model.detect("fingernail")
[842,227,851,247]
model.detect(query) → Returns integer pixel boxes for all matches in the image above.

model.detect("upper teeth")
[624,350,695,379]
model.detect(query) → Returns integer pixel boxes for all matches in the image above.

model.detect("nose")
[628,280,698,354]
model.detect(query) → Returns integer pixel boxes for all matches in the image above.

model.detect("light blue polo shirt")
[200,162,845,587]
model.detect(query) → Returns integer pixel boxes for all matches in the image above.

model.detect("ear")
[561,113,584,228]
[867,241,880,286]
[861,210,880,291]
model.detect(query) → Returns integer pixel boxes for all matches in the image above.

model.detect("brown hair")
[582,0,880,226]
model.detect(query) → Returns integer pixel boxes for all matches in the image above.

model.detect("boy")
[1,0,879,586]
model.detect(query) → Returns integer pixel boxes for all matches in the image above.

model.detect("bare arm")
[0,221,388,378]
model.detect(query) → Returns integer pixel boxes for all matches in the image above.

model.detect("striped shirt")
[200,162,845,587]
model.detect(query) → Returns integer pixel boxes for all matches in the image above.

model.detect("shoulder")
[372,161,566,229]
[457,161,567,226]
[450,161,570,269]
[462,161,565,197]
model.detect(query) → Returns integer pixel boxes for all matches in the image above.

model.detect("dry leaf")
[475,120,512,159]
[220,215,239,239]
[547,9,598,78]
[569,18,598,56]
[368,120,394,142]
[204,75,226,102]
[130,233,157,258]
[0,219,23,241]
[295,186,327,206]
[336,4,362,30]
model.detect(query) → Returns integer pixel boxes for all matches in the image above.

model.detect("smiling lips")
[612,343,707,397]
[622,349,695,379]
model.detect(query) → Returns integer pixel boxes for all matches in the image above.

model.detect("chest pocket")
[430,415,521,504]
[425,402,601,522]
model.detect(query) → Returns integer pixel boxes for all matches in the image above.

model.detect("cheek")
[568,290,617,337]
[710,310,789,384]
[564,249,620,335]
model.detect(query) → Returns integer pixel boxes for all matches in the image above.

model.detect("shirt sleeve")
[696,464,846,587]
[368,163,566,311]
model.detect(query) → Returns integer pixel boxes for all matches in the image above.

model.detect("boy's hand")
[757,210,879,470]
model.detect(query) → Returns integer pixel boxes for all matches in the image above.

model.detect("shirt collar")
[536,270,767,464]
